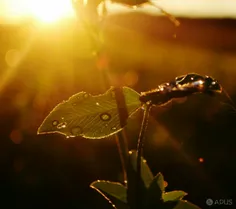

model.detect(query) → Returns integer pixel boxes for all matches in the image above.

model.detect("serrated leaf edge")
[37,86,141,139]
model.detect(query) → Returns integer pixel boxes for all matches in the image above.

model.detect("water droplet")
[100,113,111,121]
[52,120,59,126]
[61,117,64,120]
[71,126,83,136]
[96,102,100,106]
[66,136,70,139]
[83,93,89,98]
[124,180,127,184]
[111,127,117,131]
[128,151,132,155]
[57,122,67,129]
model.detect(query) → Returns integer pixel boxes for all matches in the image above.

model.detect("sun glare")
[7,0,75,23]
[29,0,75,23]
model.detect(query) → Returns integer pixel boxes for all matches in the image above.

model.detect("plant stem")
[116,131,129,184]
[113,86,130,185]
[136,103,152,209]
[72,0,129,186]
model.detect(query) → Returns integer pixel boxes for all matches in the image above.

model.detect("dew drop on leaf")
[38,87,141,139]
[100,113,111,121]
[71,126,83,136]
[83,93,89,98]
[52,120,59,126]
[57,122,67,129]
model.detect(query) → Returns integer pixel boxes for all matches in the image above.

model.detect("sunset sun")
[7,0,75,23]
[29,0,74,22]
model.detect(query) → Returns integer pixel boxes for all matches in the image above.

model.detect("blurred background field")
[0,1,236,209]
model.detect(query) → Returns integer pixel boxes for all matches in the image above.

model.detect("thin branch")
[136,103,152,209]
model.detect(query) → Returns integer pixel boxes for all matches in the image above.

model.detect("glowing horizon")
[0,0,236,24]
[105,0,236,18]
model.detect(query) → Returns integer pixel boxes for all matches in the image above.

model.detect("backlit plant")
[38,1,202,209]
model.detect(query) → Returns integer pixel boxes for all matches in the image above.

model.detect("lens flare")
[6,0,75,23]
[29,0,74,23]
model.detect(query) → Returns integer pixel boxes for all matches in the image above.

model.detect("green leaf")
[145,172,165,204]
[90,180,127,203]
[37,86,141,139]
[163,191,188,202]
[129,150,153,188]
[152,172,165,193]
[173,200,201,209]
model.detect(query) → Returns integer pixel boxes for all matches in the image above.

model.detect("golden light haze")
[0,0,236,24]
[1,0,75,23]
